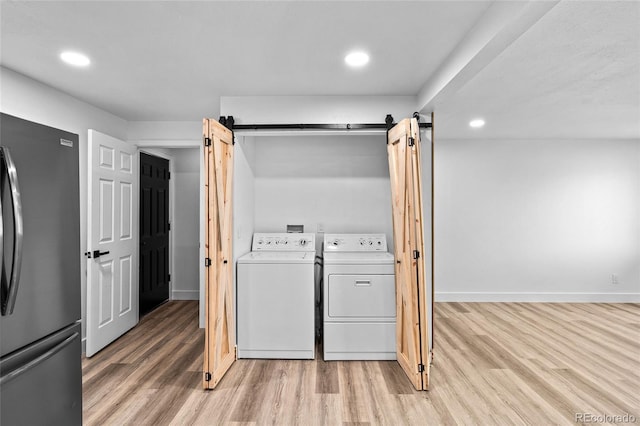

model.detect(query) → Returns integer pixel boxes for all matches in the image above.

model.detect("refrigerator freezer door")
[1,322,82,425]
[0,114,81,356]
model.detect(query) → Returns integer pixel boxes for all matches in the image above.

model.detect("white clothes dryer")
[322,234,396,360]
[237,233,315,359]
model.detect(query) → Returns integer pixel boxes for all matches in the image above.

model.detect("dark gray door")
[139,153,170,316]
[0,113,81,357]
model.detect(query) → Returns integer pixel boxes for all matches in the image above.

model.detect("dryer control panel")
[324,234,388,252]
[252,233,315,251]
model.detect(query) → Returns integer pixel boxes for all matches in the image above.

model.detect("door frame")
[136,140,205,326]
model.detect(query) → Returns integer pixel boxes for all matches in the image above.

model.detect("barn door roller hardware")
[384,113,430,144]
[218,115,235,130]
[385,114,395,130]
[222,114,432,132]
[215,116,236,145]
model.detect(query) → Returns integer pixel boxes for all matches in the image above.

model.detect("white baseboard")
[435,292,640,303]
[172,290,200,300]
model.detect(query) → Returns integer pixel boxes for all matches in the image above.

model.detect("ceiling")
[1,1,638,140]
[433,1,640,139]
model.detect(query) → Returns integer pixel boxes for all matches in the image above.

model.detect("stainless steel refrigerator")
[0,113,82,425]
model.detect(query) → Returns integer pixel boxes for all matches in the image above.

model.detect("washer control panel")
[252,233,316,252]
[324,234,388,252]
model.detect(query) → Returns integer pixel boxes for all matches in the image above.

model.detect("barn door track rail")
[217,114,432,132]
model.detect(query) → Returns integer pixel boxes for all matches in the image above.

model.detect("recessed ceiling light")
[60,51,91,67]
[345,51,369,68]
[469,119,485,128]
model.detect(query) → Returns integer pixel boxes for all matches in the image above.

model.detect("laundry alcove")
[202,115,434,391]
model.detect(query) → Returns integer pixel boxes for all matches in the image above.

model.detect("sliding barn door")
[202,119,235,389]
[387,118,431,390]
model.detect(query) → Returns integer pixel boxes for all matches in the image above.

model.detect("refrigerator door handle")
[0,188,4,299]
[0,331,79,385]
[0,146,24,316]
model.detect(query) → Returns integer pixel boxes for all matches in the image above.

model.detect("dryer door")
[327,274,395,319]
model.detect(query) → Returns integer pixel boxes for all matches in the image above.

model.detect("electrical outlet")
[611,273,618,285]
[317,223,324,233]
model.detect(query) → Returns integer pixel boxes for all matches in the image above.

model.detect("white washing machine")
[323,234,396,360]
[237,233,315,359]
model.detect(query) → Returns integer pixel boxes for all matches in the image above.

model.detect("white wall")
[252,135,394,250]
[233,136,256,260]
[435,138,640,302]
[168,148,200,300]
[128,121,201,142]
[221,96,418,125]
[231,136,256,330]
[0,66,128,346]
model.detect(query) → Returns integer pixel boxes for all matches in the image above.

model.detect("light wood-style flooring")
[82,301,640,425]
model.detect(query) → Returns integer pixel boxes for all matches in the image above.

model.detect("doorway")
[135,141,206,329]
[139,152,170,316]
[202,117,432,390]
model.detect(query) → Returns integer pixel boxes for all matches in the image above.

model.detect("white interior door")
[86,130,138,357]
